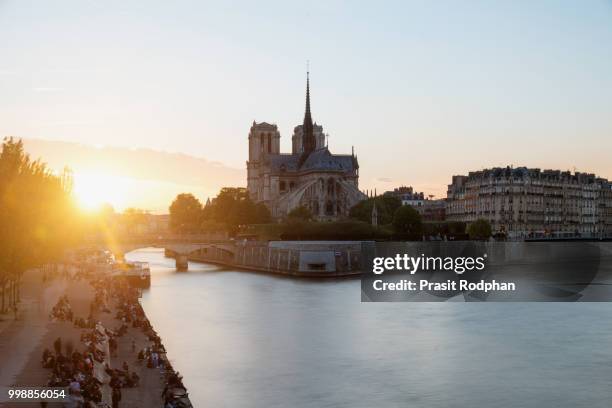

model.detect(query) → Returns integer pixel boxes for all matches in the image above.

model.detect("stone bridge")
[97,239,237,271]
[162,243,237,271]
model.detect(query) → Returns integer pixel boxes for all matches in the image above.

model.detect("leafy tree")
[392,205,423,237]
[279,220,392,240]
[422,221,467,237]
[254,202,272,224]
[0,137,76,312]
[168,188,273,235]
[209,188,246,223]
[467,219,492,240]
[169,193,203,233]
[349,195,401,225]
[196,187,272,234]
[287,205,313,222]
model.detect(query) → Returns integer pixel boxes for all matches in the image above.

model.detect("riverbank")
[0,265,191,407]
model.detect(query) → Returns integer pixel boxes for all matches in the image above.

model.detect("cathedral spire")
[304,70,312,127]
[301,68,316,157]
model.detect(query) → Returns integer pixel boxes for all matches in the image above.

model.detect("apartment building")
[446,167,612,238]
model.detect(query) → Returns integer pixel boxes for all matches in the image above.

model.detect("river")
[126,247,612,408]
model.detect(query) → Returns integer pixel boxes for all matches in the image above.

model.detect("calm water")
[127,248,612,408]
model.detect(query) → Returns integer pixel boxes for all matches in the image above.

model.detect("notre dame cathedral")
[246,72,366,221]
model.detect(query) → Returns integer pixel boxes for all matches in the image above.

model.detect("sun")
[73,172,127,211]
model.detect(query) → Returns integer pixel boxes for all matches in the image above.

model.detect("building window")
[280,181,286,192]
[267,134,272,153]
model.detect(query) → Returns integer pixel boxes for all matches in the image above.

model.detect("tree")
[349,195,401,225]
[422,221,467,237]
[209,188,247,225]
[467,219,492,240]
[169,193,203,233]
[254,202,272,224]
[279,220,391,240]
[169,188,273,235]
[203,187,271,233]
[287,205,313,222]
[392,205,423,237]
[0,137,77,312]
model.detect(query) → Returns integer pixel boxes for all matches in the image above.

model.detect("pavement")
[0,269,169,408]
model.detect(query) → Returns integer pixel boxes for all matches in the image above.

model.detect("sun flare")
[73,172,128,211]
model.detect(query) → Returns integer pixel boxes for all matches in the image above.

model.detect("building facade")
[385,186,425,207]
[446,167,612,238]
[421,199,446,222]
[384,186,446,222]
[247,73,366,221]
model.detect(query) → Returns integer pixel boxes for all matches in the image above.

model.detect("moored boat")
[114,261,151,288]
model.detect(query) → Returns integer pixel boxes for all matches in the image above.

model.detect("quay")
[166,241,364,277]
[113,236,612,278]
[0,254,193,408]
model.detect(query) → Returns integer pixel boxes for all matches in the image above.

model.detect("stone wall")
[189,241,363,276]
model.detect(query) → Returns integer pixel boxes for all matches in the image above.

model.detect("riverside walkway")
[0,266,189,407]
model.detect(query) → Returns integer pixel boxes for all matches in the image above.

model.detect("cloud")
[21,138,245,191]
[19,138,247,212]
[377,177,393,182]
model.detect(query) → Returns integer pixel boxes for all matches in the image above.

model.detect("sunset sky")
[1,1,612,212]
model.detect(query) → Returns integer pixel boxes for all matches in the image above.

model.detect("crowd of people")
[162,371,189,408]
[41,335,103,406]
[39,258,192,407]
[49,295,74,321]
[113,280,191,407]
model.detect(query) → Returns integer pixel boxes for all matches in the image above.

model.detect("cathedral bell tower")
[247,121,280,201]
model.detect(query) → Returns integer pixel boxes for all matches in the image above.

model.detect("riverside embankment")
[0,264,191,407]
[172,239,612,281]
[174,240,364,277]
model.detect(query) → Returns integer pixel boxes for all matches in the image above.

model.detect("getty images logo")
[372,253,488,275]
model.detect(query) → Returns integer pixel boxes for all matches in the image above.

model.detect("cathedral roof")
[264,148,358,174]
[267,154,300,172]
[299,148,358,172]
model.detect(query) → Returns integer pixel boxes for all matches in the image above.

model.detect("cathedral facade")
[247,73,366,221]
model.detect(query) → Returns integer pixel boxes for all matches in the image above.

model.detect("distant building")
[421,199,446,222]
[384,186,445,222]
[446,167,612,238]
[247,72,366,221]
[385,186,425,207]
